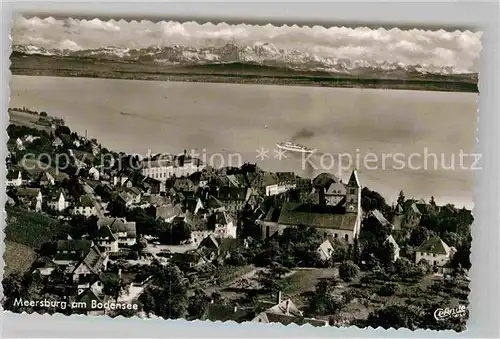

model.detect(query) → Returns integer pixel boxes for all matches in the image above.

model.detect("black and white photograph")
[3,14,480,331]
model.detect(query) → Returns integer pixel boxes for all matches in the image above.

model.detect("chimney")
[233,305,238,313]
[276,291,282,305]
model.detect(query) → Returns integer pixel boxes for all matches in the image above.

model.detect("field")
[5,207,71,249]
[9,109,52,132]
[3,240,38,276]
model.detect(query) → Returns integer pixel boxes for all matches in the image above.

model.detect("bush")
[126,251,139,260]
[338,260,360,282]
[377,282,400,296]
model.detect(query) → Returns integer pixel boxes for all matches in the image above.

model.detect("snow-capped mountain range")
[12,42,475,77]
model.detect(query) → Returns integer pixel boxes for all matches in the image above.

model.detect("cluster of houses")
[6,120,458,322]
[199,290,329,326]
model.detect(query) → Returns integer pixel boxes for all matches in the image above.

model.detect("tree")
[361,187,391,215]
[409,226,430,247]
[188,289,211,319]
[49,266,67,285]
[256,262,290,292]
[55,125,71,136]
[338,260,360,282]
[108,200,127,218]
[103,274,126,302]
[377,282,400,296]
[138,264,189,319]
[394,257,423,281]
[226,247,247,266]
[449,242,471,270]
[377,241,396,267]
[365,305,420,330]
[2,273,25,312]
[171,219,191,245]
[307,278,344,317]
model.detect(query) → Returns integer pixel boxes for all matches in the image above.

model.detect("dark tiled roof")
[80,247,105,275]
[183,197,201,213]
[148,195,172,206]
[312,173,337,188]
[276,172,296,183]
[57,239,92,252]
[263,207,281,223]
[16,187,41,197]
[417,236,450,255]
[260,173,278,187]
[128,187,142,196]
[214,211,229,225]
[296,178,312,186]
[325,182,346,195]
[266,313,328,327]
[277,202,358,231]
[76,288,102,310]
[205,304,254,323]
[199,234,219,249]
[46,189,66,200]
[347,170,360,188]
[94,225,117,241]
[142,176,161,186]
[217,187,248,201]
[206,195,224,209]
[54,253,82,262]
[98,218,137,238]
[410,203,422,215]
[75,194,95,208]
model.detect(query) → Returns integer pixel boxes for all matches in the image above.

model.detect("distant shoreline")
[10,53,479,93]
[9,69,479,93]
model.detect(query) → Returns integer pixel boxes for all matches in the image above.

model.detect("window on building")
[324,232,328,238]
[266,226,270,238]
[345,234,349,242]
[334,233,338,238]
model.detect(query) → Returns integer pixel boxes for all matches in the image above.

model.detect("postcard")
[3,15,480,332]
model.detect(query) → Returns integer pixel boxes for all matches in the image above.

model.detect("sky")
[11,16,482,73]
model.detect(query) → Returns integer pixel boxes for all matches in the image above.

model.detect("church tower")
[345,169,361,214]
[345,168,362,239]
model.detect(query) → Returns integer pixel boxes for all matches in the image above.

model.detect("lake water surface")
[9,75,478,208]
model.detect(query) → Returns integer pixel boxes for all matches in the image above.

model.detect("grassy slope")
[5,207,71,249]
[3,240,38,276]
[10,53,479,93]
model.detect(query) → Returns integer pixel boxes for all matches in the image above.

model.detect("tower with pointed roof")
[345,169,361,214]
[345,168,362,238]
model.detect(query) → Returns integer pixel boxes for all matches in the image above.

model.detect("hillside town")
[3,108,472,330]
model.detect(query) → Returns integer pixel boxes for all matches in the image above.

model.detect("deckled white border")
[1,1,499,338]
